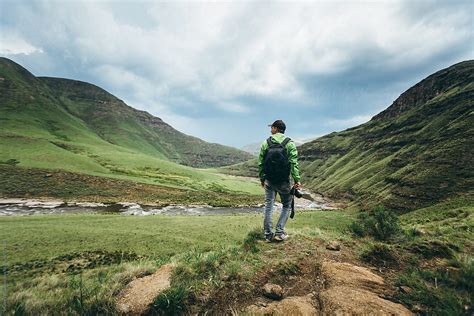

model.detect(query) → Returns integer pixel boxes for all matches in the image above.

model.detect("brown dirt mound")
[242,260,412,315]
[247,294,318,315]
[319,260,413,315]
[115,264,173,315]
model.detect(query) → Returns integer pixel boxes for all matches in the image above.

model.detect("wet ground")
[0,194,337,216]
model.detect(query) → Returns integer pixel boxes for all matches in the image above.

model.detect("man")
[258,119,301,242]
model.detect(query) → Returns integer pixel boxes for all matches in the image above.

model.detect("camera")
[290,186,303,198]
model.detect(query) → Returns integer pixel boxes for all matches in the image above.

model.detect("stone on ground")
[263,283,284,300]
[116,264,173,315]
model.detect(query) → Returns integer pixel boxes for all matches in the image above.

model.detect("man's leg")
[264,182,276,239]
[275,190,292,236]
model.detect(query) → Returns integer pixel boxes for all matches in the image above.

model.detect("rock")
[116,264,174,315]
[246,295,317,315]
[263,283,284,300]
[319,261,413,315]
[399,286,413,294]
[326,241,341,251]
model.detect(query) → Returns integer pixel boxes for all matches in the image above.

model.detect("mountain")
[0,57,252,168]
[298,60,474,211]
[39,77,252,167]
[0,57,262,201]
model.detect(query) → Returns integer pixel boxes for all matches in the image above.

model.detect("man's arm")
[287,141,301,187]
[258,141,268,186]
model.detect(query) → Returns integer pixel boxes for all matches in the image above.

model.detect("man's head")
[269,120,286,134]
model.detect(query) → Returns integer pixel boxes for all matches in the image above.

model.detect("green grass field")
[0,134,262,195]
[2,197,473,314]
[0,210,355,314]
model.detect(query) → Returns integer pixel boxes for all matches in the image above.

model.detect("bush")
[349,206,401,241]
[360,243,398,267]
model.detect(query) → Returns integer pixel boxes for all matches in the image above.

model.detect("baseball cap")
[268,120,286,132]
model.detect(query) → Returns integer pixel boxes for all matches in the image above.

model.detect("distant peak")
[373,60,474,121]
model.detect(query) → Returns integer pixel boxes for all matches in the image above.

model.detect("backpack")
[263,137,291,184]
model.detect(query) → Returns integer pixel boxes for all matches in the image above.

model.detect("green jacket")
[258,133,301,183]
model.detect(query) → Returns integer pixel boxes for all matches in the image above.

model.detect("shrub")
[408,240,456,259]
[349,206,401,241]
[360,243,398,267]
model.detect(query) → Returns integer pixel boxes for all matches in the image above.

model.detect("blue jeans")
[264,180,292,238]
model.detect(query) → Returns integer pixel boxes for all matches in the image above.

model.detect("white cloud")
[10,1,471,102]
[2,0,471,146]
[0,33,43,55]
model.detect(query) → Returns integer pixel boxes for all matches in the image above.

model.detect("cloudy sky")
[1,0,472,148]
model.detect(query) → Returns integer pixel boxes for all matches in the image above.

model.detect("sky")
[1,0,472,148]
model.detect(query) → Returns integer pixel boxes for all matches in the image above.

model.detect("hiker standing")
[258,120,301,242]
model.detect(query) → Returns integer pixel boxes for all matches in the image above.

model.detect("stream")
[0,195,336,216]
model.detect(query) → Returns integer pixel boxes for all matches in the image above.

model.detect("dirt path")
[115,264,173,315]
[246,259,412,315]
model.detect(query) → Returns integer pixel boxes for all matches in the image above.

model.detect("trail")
[116,253,412,315]
[247,260,413,315]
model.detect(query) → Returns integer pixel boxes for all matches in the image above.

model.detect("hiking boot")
[265,233,274,243]
[274,233,289,242]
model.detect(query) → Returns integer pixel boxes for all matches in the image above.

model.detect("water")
[0,196,335,216]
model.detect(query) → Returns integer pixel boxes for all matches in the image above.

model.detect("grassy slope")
[1,210,355,314]
[0,57,260,198]
[40,76,253,168]
[3,197,472,314]
[297,60,474,211]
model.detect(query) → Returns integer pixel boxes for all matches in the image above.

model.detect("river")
[0,194,336,216]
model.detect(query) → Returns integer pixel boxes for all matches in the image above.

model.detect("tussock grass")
[350,206,402,241]
[6,260,158,315]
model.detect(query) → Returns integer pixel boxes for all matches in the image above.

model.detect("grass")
[0,164,262,207]
[348,197,474,314]
[350,205,402,241]
[2,196,473,314]
[1,209,353,314]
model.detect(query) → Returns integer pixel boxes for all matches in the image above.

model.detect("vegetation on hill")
[0,57,260,201]
[39,76,252,168]
[298,60,473,211]
[2,196,472,314]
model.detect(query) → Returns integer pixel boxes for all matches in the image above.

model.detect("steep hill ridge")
[298,60,474,210]
[0,57,252,168]
[39,76,251,167]
[0,57,261,201]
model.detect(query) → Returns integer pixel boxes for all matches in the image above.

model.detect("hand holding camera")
[291,182,303,198]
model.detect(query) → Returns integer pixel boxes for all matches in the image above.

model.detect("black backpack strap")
[281,137,291,147]
[266,137,273,147]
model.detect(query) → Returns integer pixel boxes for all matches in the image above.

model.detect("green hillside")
[39,76,252,168]
[0,57,260,201]
[298,60,474,211]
